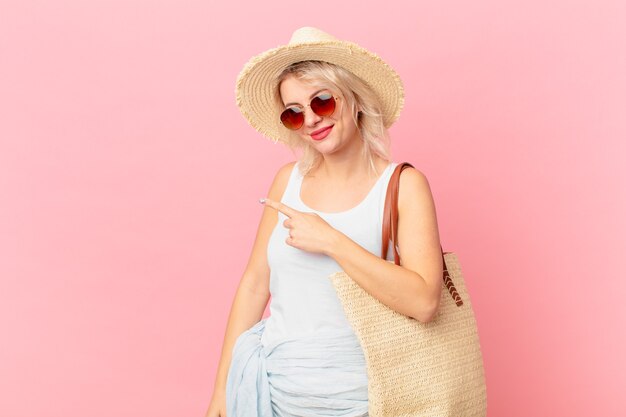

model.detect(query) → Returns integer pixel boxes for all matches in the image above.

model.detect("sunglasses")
[279,93,340,130]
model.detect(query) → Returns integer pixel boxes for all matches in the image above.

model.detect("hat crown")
[288,27,337,45]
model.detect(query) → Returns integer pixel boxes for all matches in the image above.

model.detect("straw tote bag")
[328,162,487,417]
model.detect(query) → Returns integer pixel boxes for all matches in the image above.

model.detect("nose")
[303,107,323,128]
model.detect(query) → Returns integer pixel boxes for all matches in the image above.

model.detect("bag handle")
[381,162,463,307]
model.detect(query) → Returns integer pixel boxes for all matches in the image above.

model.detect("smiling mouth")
[310,126,334,141]
[311,126,332,136]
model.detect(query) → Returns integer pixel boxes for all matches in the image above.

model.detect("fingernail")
[259,198,266,204]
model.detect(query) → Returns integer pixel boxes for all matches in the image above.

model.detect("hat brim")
[235,40,405,143]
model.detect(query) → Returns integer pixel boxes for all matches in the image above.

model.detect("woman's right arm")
[205,161,296,417]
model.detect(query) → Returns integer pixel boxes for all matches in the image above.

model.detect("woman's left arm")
[326,167,443,323]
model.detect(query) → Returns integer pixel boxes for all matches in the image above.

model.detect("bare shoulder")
[267,161,296,201]
[397,165,439,236]
[398,166,434,208]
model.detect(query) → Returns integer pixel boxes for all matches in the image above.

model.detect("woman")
[206,27,443,417]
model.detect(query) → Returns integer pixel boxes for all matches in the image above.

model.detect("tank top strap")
[375,161,399,261]
[378,161,398,194]
[374,161,399,210]
[279,161,303,208]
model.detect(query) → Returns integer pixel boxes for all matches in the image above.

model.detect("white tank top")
[260,160,398,348]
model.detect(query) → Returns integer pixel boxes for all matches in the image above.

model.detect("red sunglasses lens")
[280,108,304,130]
[311,94,336,117]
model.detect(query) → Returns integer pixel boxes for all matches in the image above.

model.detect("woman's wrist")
[212,384,227,398]
[324,228,346,257]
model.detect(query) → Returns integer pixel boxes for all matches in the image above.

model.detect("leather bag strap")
[381,162,463,306]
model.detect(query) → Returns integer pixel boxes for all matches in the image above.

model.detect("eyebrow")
[284,89,326,108]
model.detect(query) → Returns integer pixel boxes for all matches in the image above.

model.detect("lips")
[310,125,333,140]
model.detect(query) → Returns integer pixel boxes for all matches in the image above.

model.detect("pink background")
[1,1,624,416]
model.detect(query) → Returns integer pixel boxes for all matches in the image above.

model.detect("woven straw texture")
[328,253,487,417]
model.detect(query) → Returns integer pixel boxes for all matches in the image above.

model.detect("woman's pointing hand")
[260,198,339,255]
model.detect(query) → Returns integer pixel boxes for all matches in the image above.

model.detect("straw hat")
[234,26,405,144]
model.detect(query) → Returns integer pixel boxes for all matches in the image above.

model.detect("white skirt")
[226,318,369,417]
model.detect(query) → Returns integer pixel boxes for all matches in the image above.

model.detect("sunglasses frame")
[279,93,341,131]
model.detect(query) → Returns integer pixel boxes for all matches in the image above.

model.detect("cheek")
[339,116,357,136]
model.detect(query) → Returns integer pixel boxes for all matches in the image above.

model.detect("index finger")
[260,198,299,218]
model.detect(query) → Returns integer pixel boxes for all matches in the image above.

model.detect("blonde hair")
[271,60,391,178]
